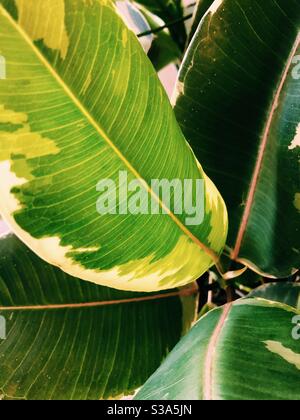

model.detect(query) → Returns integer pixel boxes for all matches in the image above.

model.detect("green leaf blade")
[136,292,300,400]
[248,282,300,309]
[174,0,300,278]
[0,234,197,400]
[0,0,227,291]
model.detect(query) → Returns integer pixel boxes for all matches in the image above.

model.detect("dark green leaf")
[249,282,300,309]
[0,234,197,400]
[136,292,300,400]
[188,0,215,44]
[174,0,300,278]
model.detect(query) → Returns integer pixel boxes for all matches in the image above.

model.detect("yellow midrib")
[0,5,219,263]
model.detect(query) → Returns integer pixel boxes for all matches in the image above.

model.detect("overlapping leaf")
[136,285,300,400]
[174,0,300,277]
[115,0,154,53]
[188,0,214,43]
[115,1,182,70]
[0,0,227,292]
[136,0,187,51]
[0,233,197,400]
[249,282,300,309]
[138,4,182,71]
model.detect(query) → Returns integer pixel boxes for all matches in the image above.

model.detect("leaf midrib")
[232,32,300,261]
[0,284,198,311]
[203,302,233,400]
[0,5,219,264]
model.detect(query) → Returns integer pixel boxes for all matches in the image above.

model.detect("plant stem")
[137,13,193,38]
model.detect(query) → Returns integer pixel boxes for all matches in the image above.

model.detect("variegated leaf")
[0,233,198,400]
[136,290,300,400]
[0,0,227,292]
[249,282,300,309]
